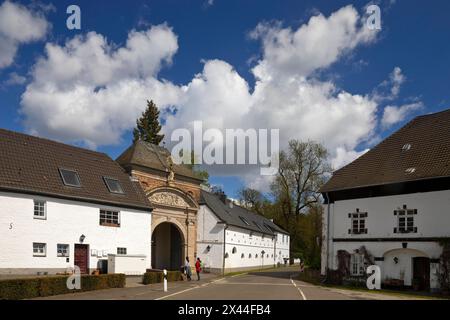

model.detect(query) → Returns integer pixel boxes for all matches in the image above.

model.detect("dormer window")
[253,221,263,231]
[103,177,124,194]
[59,168,81,187]
[239,216,250,226]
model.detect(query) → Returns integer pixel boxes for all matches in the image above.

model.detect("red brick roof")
[321,109,450,192]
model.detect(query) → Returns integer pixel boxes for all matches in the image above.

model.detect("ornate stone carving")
[149,191,189,207]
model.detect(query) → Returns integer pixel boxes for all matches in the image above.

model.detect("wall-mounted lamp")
[79,234,86,243]
[206,245,211,252]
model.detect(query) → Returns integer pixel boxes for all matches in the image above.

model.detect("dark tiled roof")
[116,141,203,182]
[200,190,289,235]
[321,109,450,193]
[0,129,152,211]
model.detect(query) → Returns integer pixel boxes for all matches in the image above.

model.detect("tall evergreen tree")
[133,100,164,145]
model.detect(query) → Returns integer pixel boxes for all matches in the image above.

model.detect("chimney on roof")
[218,192,227,204]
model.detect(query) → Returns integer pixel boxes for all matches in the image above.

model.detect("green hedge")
[0,274,125,300]
[142,270,182,285]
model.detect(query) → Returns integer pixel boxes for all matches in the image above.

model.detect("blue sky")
[1,0,450,198]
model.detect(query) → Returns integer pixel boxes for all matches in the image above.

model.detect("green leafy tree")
[270,140,331,265]
[133,100,164,145]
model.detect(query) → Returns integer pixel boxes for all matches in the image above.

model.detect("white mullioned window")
[117,247,127,255]
[100,209,120,227]
[394,206,417,233]
[350,253,365,276]
[34,200,46,219]
[33,243,46,257]
[57,244,69,257]
[348,209,368,234]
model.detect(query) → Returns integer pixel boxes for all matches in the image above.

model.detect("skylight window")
[59,168,81,187]
[239,216,250,226]
[405,167,416,174]
[264,223,273,232]
[253,221,263,231]
[103,177,124,194]
[402,143,412,152]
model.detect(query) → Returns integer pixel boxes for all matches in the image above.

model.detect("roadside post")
[163,269,168,292]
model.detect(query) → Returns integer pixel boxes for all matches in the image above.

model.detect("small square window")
[103,177,124,194]
[59,168,81,187]
[57,244,69,257]
[34,200,46,219]
[33,243,46,257]
[100,209,120,227]
[117,247,127,255]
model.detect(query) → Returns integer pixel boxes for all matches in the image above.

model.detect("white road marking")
[154,278,224,300]
[155,285,202,300]
[290,274,307,301]
[215,282,293,286]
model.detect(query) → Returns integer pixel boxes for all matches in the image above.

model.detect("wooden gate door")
[74,244,89,274]
[413,257,430,291]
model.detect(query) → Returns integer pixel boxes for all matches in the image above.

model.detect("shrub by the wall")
[142,270,182,285]
[0,274,126,300]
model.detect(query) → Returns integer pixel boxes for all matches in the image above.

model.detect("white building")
[197,190,290,274]
[0,129,153,276]
[321,109,450,292]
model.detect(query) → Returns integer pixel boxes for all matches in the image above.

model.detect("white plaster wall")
[224,226,276,269]
[275,232,290,264]
[0,192,152,274]
[107,255,148,275]
[322,190,450,288]
[322,190,450,277]
[196,205,225,270]
[332,190,450,239]
[197,205,290,272]
[330,241,442,288]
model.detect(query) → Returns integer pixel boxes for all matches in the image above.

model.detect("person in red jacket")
[195,257,202,281]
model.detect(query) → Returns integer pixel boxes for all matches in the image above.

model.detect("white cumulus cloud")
[21,5,382,188]
[0,1,50,69]
[381,102,424,128]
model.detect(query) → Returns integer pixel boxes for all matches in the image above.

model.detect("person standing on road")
[195,257,202,281]
[185,257,192,281]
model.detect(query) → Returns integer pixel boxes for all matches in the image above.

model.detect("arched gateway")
[149,187,199,270]
[116,140,203,271]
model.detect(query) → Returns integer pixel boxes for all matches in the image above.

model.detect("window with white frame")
[100,209,120,227]
[348,209,368,234]
[33,243,46,257]
[394,205,417,233]
[117,247,127,255]
[33,200,46,219]
[57,244,69,257]
[350,253,365,276]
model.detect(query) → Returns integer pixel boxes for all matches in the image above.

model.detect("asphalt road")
[36,266,425,300]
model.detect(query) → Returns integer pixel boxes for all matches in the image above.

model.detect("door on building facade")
[412,257,430,291]
[74,244,89,274]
